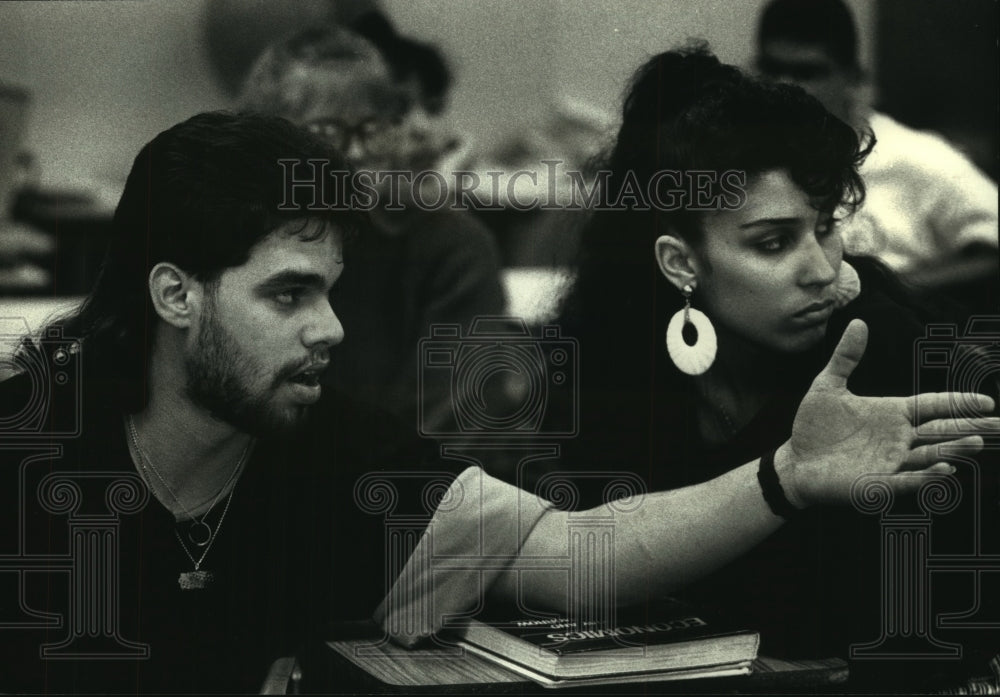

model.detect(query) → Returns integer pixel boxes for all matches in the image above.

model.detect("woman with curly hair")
[554,43,997,666]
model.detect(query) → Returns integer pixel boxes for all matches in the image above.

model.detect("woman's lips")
[792,299,835,325]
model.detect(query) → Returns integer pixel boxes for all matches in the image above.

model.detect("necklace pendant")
[188,520,213,547]
[178,569,214,590]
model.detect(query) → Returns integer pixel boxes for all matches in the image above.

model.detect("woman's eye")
[756,236,787,253]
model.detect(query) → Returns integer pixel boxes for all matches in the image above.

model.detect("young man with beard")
[0,112,395,692]
[0,111,566,692]
[0,112,993,693]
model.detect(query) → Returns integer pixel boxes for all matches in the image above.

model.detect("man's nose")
[407,110,433,142]
[345,136,367,164]
[306,301,345,348]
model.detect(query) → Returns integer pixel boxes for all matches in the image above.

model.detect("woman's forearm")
[492,456,783,610]
[485,321,996,623]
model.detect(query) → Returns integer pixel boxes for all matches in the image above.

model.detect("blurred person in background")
[0,83,53,292]
[756,0,998,306]
[351,9,462,168]
[0,219,53,291]
[238,25,504,435]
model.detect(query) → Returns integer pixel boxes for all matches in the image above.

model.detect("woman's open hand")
[776,319,997,507]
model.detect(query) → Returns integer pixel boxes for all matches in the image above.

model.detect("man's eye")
[274,290,303,306]
[359,121,382,137]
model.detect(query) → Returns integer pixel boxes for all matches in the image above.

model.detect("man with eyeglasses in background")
[238,25,505,437]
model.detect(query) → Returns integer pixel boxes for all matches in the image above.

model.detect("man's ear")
[148,262,202,329]
[654,235,701,291]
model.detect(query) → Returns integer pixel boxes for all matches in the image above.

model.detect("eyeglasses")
[303,116,402,154]
[758,57,834,81]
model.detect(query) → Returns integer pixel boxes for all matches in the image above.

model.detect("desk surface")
[291,621,1000,695]
[325,638,849,691]
[294,622,855,694]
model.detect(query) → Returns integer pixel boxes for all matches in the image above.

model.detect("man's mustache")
[274,351,330,384]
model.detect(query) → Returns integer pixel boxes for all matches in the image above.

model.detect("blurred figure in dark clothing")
[351,9,452,116]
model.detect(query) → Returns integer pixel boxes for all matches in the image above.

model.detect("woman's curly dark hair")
[558,42,873,392]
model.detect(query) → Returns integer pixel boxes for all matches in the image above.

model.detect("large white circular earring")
[833,260,861,309]
[666,284,717,376]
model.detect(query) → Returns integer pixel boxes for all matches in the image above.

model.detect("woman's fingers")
[814,319,868,390]
[924,462,959,474]
[902,435,985,470]
[913,417,1000,442]
[906,392,995,423]
[885,466,957,496]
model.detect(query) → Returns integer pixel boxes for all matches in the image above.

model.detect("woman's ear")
[654,235,700,291]
[148,262,202,329]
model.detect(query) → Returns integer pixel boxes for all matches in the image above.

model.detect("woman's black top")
[558,256,998,666]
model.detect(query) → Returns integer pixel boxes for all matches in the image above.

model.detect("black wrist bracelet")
[757,449,801,520]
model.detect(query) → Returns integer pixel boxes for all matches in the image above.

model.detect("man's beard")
[184,308,311,437]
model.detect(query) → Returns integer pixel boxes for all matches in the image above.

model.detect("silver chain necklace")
[126,415,253,589]
[693,375,741,439]
[713,397,739,435]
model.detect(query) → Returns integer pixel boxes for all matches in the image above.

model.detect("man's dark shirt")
[0,358,452,693]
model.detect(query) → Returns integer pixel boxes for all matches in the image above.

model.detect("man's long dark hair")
[44,111,367,412]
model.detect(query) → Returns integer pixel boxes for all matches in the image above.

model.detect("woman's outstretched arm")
[379,321,995,645]
[495,319,995,609]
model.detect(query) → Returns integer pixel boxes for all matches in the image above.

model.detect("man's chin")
[268,406,312,436]
[256,404,313,437]
[208,403,312,439]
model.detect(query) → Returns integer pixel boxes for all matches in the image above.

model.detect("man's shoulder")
[0,368,33,399]
[0,357,88,443]
[869,111,946,151]
[0,371,38,441]
[866,111,983,179]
